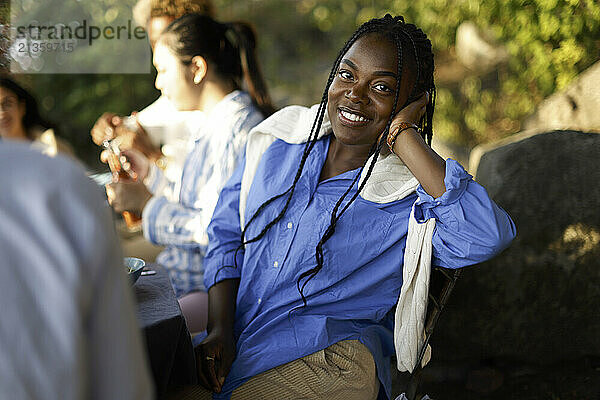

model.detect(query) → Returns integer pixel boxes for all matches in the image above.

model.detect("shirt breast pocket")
[323,199,397,281]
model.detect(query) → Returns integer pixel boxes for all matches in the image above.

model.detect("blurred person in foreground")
[0,76,75,158]
[105,14,274,334]
[0,141,153,400]
[181,14,516,400]
[91,0,216,190]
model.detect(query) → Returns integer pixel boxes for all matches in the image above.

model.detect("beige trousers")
[167,339,379,400]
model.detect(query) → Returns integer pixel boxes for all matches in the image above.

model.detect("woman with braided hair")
[187,14,515,400]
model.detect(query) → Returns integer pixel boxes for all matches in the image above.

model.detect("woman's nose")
[345,83,369,104]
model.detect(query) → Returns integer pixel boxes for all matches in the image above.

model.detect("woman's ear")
[191,55,208,85]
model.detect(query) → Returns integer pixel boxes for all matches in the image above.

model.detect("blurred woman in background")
[0,76,74,157]
[91,0,217,183]
[106,14,274,333]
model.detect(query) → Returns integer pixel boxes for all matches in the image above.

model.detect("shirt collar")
[306,134,361,191]
[190,90,248,141]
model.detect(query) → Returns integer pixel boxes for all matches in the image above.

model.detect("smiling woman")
[322,31,421,181]
[327,35,407,146]
[186,14,516,400]
[0,86,27,140]
[0,76,74,157]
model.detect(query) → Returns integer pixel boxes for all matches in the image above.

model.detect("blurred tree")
[215,0,346,106]
[25,73,159,169]
[6,0,159,168]
[0,1,10,71]
[267,0,600,146]
[4,0,599,166]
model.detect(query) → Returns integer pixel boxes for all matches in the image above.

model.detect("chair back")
[404,266,462,400]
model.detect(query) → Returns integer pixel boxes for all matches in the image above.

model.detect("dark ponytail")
[226,22,275,117]
[161,14,275,116]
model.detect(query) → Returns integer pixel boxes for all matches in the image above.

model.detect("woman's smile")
[0,87,26,140]
[327,33,406,148]
[0,116,12,128]
[337,106,372,127]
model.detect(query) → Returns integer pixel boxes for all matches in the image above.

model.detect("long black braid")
[216,15,437,309]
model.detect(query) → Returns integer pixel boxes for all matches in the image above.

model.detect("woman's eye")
[338,70,353,80]
[373,83,392,93]
[1,100,14,109]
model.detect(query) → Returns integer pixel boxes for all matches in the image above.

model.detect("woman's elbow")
[484,211,517,257]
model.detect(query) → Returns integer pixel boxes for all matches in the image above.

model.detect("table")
[134,264,198,398]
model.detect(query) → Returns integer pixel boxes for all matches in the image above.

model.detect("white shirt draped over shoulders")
[242,105,435,372]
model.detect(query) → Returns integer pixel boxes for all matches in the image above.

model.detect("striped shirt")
[142,91,264,297]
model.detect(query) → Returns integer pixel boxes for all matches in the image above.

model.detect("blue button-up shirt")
[142,91,264,297]
[204,135,516,399]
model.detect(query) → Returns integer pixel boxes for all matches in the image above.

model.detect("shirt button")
[287,222,293,229]
[273,261,279,268]
[257,298,262,304]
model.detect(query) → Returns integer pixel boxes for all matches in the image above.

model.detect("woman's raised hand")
[390,92,429,132]
[91,112,121,145]
[387,91,447,198]
[115,113,162,160]
[92,112,162,160]
[120,149,150,182]
[105,179,152,215]
[378,93,429,156]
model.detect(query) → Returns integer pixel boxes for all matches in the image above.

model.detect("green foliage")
[12,73,157,168]
[6,0,159,167]
[0,2,9,70]
[0,5,7,24]
[5,0,599,165]
[214,0,346,106]
[287,0,600,146]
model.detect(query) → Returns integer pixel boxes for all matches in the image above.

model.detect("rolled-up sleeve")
[203,158,246,290]
[144,164,176,196]
[142,195,212,248]
[414,159,516,269]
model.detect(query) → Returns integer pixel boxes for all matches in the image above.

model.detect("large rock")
[524,61,600,133]
[432,130,600,364]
